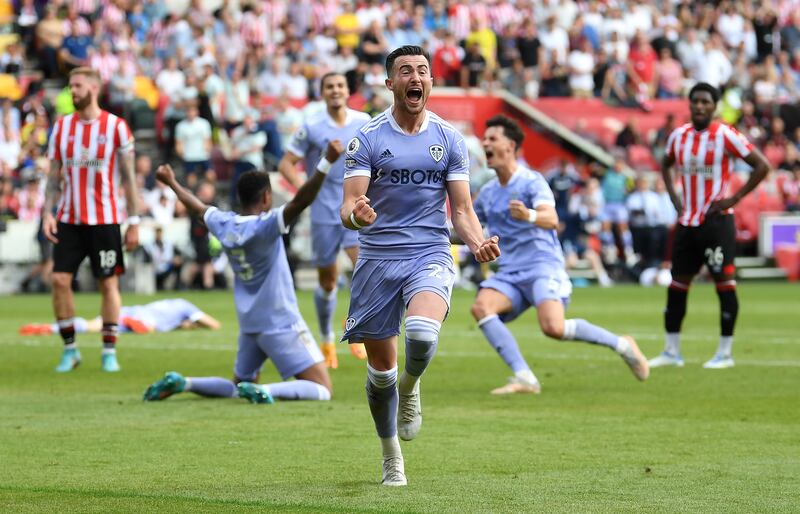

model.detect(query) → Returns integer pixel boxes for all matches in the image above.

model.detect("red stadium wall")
[426,94,575,170]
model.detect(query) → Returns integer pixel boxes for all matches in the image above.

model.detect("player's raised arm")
[42,159,62,244]
[277,151,306,190]
[155,164,210,218]
[283,140,342,226]
[447,180,500,263]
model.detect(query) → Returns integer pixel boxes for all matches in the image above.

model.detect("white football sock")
[717,336,733,358]
[665,333,681,355]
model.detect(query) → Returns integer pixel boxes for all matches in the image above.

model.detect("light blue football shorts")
[234,323,323,381]
[479,266,572,323]
[311,222,359,268]
[342,249,455,342]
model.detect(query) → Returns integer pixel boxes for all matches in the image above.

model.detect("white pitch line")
[3,339,799,367]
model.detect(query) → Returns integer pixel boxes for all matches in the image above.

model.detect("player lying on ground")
[470,115,649,395]
[20,299,221,335]
[144,154,340,404]
[280,72,371,368]
[652,82,771,370]
[340,45,500,486]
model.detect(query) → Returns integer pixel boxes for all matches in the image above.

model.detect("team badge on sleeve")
[347,137,360,154]
[429,145,444,162]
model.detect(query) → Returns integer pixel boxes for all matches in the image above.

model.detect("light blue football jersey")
[203,206,303,334]
[121,299,204,332]
[343,108,470,259]
[474,166,564,273]
[286,108,371,225]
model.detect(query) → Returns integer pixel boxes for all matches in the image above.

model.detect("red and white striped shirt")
[487,1,518,33]
[666,121,754,227]
[47,111,134,226]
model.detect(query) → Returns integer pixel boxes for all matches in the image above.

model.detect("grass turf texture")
[0,283,798,513]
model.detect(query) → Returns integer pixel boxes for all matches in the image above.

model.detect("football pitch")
[1,283,798,513]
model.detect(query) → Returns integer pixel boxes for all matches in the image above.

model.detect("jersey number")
[428,264,444,279]
[705,246,724,267]
[230,249,254,280]
[99,250,117,269]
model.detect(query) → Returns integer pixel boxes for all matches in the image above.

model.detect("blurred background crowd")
[0,0,799,292]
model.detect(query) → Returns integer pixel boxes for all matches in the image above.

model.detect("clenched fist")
[474,235,501,263]
[325,139,345,163]
[155,164,176,185]
[509,200,529,221]
[352,195,377,227]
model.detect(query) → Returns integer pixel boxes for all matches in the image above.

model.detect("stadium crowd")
[1,0,800,291]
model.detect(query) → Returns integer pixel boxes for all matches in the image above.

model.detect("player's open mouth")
[407,88,423,102]
[485,150,494,160]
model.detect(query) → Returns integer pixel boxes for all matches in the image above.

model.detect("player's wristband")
[527,209,538,224]
[127,215,141,226]
[316,158,332,175]
[349,212,363,229]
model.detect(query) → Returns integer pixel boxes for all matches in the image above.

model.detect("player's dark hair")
[320,72,346,89]
[385,45,431,75]
[486,115,525,151]
[688,82,720,104]
[237,170,271,208]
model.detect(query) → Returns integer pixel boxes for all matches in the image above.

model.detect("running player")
[340,46,500,486]
[651,82,771,369]
[279,72,371,368]
[43,67,139,373]
[143,152,339,405]
[470,115,649,395]
[19,298,221,335]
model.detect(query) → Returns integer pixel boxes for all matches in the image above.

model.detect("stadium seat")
[133,76,160,110]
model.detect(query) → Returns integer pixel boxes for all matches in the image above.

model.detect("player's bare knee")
[540,319,564,339]
[52,273,72,291]
[470,301,490,321]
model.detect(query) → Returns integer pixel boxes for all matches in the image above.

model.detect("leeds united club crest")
[429,145,444,162]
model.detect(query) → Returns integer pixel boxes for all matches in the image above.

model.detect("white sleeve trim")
[189,311,205,322]
[285,144,305,158]
[276,205,290,234]
[203,206,218,225]
[446,175,470,182]
[344,170,372,178]
[533,199,556,208]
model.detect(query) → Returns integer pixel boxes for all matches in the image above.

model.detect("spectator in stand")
[146,226,183,291]
[229,110,267,207]
[461,41,488,89]
[222,66,250,132]
[359,20,388,67]
[628,31,657,103]
[626,175,662,269]
[273,95,302,152]
[600,158,635,265]
[540,15,568,66]
[188,181,215,290]
[284,62,310,101]
[0,41,23,75]
[615,119,641,148]
[334,1,360,51]
[433,31,462,87]
[654,47,683,99]
[547,159,581,229]
[35,6,63,79]
[465,15,497,73]
[568,39,595,98]
[782,164,800,212]
[88,39,119,84]
[540,48,569,97]
[175,102,213,189]
[59,19,92,73]
[16,170,43,223]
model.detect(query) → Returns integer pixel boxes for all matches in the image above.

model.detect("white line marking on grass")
[3,339,799,367]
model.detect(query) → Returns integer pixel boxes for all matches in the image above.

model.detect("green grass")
[1,283,798,513]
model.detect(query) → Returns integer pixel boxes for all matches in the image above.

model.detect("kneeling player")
[144,148,341,404]
[471,116,649,394]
